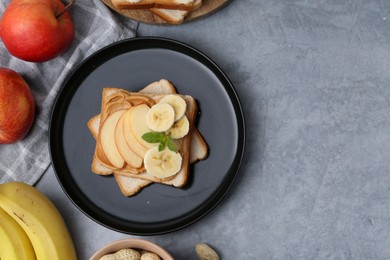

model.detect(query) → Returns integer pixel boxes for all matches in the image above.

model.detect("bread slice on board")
[87,79,208,195]
[112,0,201,11]
[150,8,189,24]
[149,0,202,24]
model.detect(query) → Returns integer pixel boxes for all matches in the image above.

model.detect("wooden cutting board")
[100,0,232,25]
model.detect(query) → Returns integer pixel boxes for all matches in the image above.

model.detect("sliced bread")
[149,0,202,24]
[112,0,201,11]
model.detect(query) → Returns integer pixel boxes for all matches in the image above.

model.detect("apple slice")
[128,104,158,150]
[96,139,116,169]
[123,108,149,158]
[99,110,126,169]
[115,112,143,168]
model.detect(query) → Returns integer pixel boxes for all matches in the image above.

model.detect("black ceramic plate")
[50,37,245,235]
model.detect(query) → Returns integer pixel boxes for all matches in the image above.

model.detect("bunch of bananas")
[0,181,77,260]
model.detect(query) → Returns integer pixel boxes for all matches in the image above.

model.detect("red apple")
[0,0,75,62]
[0,68,35,144]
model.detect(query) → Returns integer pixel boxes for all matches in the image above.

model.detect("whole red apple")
[0,68,35,144]
[0,0,75,62]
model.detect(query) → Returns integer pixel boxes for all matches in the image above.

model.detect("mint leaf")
[166,138,177,152]
[142,131,177,152]
[142,132,165,143]
[158,143,165,151]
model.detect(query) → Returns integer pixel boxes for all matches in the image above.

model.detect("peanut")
[140,251,161,260]
[99,248,141,260]
[195,243,219,260]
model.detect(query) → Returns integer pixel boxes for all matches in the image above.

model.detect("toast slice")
[87,79,208,195]
[149,0,202,24]
[114,94,196,187]
[89,87,145,174]
[112,0,201,11]
[87,79,207,173]
[150,8,189,24]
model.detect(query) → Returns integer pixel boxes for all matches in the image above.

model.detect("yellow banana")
[144,146,182,178]
[146,103,175,132]
[159,94,187,121]
[0,207,36,260]
[0,182,77,260]
[166,115,190,139]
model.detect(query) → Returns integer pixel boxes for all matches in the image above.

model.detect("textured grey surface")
[37,0,390,259]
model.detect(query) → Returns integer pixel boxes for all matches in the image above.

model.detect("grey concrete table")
[37,1,390,259]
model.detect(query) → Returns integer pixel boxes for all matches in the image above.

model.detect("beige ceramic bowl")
[90,238,174,260]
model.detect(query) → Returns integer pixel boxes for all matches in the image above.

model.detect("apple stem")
[56,0,76,19]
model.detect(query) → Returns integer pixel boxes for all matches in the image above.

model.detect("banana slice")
[159,94,187,121]
[166,115,190,139]
[146,103,175,132]
[144,147,182,179]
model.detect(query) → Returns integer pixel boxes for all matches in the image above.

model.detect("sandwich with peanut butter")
[87,79,208,196]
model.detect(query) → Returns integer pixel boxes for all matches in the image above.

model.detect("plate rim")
[49,36,246,235]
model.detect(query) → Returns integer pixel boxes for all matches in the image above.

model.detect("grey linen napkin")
[0,0,138,184]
